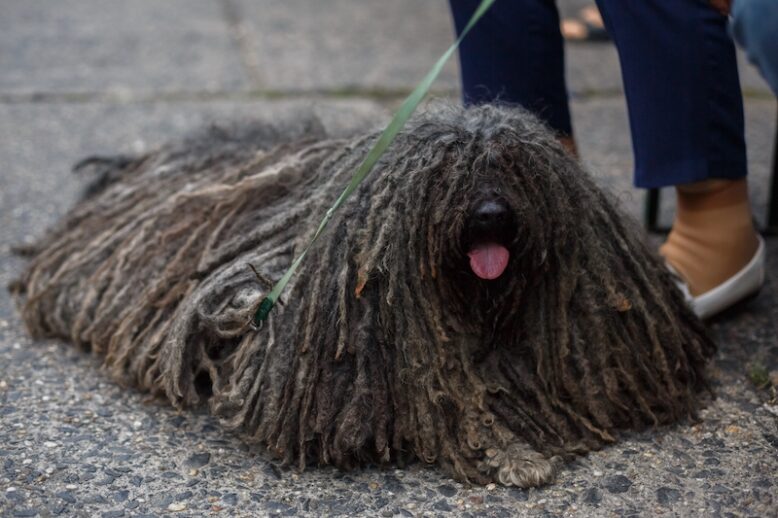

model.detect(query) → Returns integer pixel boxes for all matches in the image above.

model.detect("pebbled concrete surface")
[1,0,777,517]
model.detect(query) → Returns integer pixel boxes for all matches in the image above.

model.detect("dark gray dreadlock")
[11,104,714,487]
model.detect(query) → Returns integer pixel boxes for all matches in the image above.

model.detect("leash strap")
[253,0,496,326]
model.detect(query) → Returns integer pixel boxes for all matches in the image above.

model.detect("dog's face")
[395,112,558,327]
[462,191,518,281]
[441,171,538,334]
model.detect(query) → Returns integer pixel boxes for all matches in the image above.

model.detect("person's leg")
[660,178,758,297]
[732,0,778,95]
[594,0,746,188]
[448,0,575,153]
[595,0,759,297]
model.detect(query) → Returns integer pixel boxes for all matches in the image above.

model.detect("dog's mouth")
[467,242,511,280]
[463,198,517,281]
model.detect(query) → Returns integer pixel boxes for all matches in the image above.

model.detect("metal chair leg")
[766,107,778,235]
[645,188,666,233]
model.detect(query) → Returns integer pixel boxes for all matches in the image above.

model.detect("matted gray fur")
[11,104,714,487]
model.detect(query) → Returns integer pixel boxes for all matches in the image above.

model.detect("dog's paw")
[483,443,560,488]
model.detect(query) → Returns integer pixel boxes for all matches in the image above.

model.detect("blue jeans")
[732,0,778,95]
[449,0,748,188]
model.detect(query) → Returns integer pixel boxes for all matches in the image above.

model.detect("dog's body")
[12,105,714,486]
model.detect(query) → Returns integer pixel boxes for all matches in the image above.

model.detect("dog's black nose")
[464,198,517,249]
[472,199,511,230]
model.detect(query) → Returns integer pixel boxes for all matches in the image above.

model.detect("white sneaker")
[669,236,767,319]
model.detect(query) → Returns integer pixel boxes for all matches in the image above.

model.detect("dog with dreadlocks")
[11,104,714,487]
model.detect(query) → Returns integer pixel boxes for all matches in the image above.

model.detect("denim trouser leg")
[732,0,778,95]
[448,0,572,137]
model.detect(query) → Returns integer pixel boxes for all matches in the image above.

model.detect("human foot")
[560,6,609,42]
[660,179,765,317]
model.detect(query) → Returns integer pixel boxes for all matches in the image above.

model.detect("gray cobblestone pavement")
[1,1,776,516]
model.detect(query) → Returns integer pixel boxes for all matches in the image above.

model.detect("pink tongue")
[467,243,510,280]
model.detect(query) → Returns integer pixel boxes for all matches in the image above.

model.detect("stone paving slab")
[0,0,249,95]
[0,97,776,517]
[0,0,770,99]
[232,0,771,97]
[232,0,460,92]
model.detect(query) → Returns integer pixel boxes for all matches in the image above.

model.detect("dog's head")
[360,104,574,331]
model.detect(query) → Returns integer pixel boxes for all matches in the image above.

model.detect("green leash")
[253,0,496,327]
